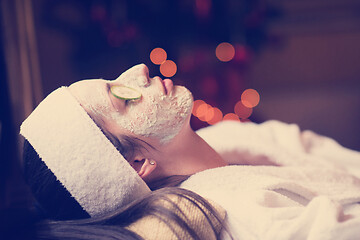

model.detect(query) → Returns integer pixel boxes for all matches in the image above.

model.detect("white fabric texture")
[181,120,360,240]
[20,87,151,217]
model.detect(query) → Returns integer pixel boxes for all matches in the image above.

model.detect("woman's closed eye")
[108,86,127,111]
[107,83,143,110]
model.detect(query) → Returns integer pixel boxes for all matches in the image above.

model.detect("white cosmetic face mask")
[110,83,193,144]
[70,65,193,145]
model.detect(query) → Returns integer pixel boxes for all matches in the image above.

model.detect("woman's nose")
[114,64,150,87]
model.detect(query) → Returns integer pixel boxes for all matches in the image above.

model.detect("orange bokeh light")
[193,100,223,125]
[223,113,240,122]
[203,107,215,122]
[192,100,205,116]
[150,48,167,65]
[240,118,251,123]
[207,107,223,125]
[216,42,235,62]
[198,103,214,122]
[241,89,260,108]
[234,101,253,119]
[160,60,177,78]
[196,103,209,118]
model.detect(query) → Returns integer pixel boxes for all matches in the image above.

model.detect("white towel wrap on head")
[20,87,151,217]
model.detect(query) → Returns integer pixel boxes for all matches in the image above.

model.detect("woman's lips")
[163,78,173,95]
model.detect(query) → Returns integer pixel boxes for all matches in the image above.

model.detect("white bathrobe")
[180,120,360,240]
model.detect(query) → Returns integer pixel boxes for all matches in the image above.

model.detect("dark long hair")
[1,187,225,240]
[22,139,227,239]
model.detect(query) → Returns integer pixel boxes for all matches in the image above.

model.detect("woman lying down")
[20,64,360,240]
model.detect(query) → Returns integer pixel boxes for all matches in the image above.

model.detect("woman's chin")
[173,85,193,99]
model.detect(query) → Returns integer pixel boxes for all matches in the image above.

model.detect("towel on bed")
[180,120,360,240]
[196,120,360,177]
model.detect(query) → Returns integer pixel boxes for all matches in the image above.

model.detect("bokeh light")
[160,60,177,77]
[202,106,215,122]
[216,42,235,62]
[223,113,240,121]
[192,100,206,116]
[240,118,251,123]
[241,88,260,108]
[207,107,223,125]
[234,101,253,119]
[150,48,167,65]
[193,100,223,125]
[197,104,212,121]
[195,102,209,118]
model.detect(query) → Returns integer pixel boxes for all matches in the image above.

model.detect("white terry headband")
[20,87,151,217]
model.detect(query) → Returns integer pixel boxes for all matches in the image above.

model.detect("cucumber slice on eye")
[110,85,142,100]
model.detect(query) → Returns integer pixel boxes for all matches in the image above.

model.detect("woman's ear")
[131,158,156,180]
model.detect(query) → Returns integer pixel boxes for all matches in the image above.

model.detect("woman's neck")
[161,127,227,177]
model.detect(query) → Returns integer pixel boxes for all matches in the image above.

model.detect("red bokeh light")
[223,113,240,122]
[241,89,260,108]
[216,42,235,62]
[150,48,167,65]
[160,60,177,77]
[234,101,253,119]
[207,107,223,125]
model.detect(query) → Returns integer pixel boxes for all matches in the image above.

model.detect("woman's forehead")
[69,79,112,115]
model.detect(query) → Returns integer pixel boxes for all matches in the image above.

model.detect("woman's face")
[69,64,193,146]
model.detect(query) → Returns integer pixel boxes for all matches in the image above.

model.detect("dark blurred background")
[1,0,360,211]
